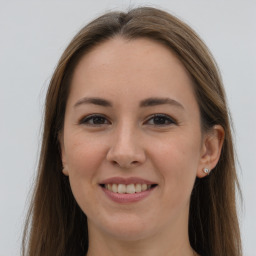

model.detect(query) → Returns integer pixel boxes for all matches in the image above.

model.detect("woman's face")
[60,37,208,241]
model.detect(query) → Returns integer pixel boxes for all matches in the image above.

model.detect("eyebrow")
[140,97,184,109]
[74,97,112,108]
[73,97,184,109]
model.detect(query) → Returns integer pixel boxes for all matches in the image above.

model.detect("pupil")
[93,117,105,124]
[154,116,166,124]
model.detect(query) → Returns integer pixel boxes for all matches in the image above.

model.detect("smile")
[99,177,158,203]
[102,183,157,194]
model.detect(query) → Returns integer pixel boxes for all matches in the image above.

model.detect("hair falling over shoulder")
[22,7,242,256]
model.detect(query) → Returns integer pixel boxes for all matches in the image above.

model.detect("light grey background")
[0,1,255,255]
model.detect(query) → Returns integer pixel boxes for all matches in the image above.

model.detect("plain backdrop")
[0,1,255,255]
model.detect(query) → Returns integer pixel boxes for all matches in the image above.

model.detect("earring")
[62,167,69,175]
[203,168,210,175]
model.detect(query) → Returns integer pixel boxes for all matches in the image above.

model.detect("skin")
[60,37,224,256]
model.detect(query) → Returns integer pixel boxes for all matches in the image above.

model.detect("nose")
[106,123,146,169]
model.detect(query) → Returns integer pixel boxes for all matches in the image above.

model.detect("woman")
[22,7,242,256]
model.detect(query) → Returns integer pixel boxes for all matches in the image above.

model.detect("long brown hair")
[22,7,242,256]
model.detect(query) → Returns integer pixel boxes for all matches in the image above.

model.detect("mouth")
[99,177,158,203]
[99,183,158,194]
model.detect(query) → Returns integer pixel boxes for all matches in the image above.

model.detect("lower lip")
[101,186,156,204]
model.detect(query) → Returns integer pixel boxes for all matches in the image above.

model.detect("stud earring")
[203,168,210,175]
[62,167,69,175]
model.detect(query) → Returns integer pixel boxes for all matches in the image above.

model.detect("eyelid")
[79,114,111,126]
[144,113,177,126]
[78,113,177,127]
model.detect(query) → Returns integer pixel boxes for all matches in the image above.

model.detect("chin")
[89,213,156,241]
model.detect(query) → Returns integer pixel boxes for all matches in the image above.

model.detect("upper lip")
[99,177,157,185]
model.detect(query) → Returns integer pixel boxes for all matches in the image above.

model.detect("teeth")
[135,184,142,193]
[126,184,136,194]
[142,184,147,191]
[112,183,118,193]
[118,184,126,193]
[104,183,154,194]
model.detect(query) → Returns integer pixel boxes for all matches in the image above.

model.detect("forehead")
[68,37,198,111]
[73,37,191,82]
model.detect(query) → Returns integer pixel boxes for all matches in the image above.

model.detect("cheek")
[64,135,106,200]
[150,133,201,198]
[151,132,201,168]
[65,134,106,177]
[64,137,106,215]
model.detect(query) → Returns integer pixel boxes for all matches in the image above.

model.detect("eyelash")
[144,114,177,126]
[79,114,177,127]
[79,114,110,126]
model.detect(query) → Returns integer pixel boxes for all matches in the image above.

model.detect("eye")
[79,114,111,126]
[145,114,176,126]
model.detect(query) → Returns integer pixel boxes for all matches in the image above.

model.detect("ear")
[58,131,69,176]
[197,125,225,178]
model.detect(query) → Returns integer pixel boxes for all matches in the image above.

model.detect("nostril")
[110,160,139,168]
[112,161,119,166]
